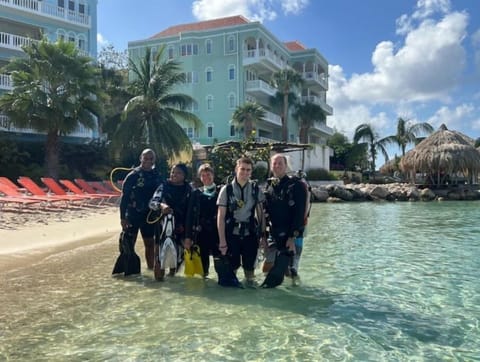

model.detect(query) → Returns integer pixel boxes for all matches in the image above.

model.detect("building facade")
[128,15,334,170]
[0,0,98,143]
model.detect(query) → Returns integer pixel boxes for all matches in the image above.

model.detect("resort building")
[0,0,98,143]
[128,15,334,170]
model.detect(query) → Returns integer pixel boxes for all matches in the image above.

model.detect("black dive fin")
[261,249,293,288]
[112,232,140,276]
[214,255,242,288]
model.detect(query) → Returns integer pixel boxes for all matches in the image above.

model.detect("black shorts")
[126,211,155,239]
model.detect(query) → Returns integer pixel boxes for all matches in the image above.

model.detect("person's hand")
[184,238,192,250]
[286,238,295,254]
[219,243,228,256]
[120,219,130,230]
[161,205,172,215]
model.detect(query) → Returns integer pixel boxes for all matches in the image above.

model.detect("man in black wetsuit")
[263,153,307,285]
[119,149,162,270]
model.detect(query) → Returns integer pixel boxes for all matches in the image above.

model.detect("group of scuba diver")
[113,148,310,289]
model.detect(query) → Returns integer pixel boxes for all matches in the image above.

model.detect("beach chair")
[0,194,41,210]
[89,181,121,195]
[17,176,86,205]
[59,179,113,204]
[0,182,64,206]
[40,177,95,203]
[0,177,22,190]
[74,179,120,202]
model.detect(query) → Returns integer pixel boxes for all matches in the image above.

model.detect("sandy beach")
[0,205,120,273]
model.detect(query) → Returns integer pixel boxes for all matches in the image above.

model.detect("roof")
[284,41,307,51]
[149,15,250,39]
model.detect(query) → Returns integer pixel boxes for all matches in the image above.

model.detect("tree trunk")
[282,94,289,142]
[45,131,60,178]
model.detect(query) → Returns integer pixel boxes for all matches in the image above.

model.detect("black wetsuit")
[264,175,307,249]
[120,167,162,238]
[185,185,221,275]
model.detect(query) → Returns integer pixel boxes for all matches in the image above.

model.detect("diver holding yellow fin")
[185,164,221,278]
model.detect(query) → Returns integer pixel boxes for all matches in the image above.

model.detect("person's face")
[235,162,252,183]
[140,152,155,170]
[200,170,214,186]
[170,167,185,185]
[271,156,287,178]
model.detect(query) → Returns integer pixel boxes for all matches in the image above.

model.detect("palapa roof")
[400,124,480,174]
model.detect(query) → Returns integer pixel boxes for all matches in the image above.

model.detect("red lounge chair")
[17,176,86,204]
[89,181,121,195]
[40,177,94,203]
[74,179,120,202]
[0,194,41,209]
[59,179,114,204]
[0,182,66,206]
[0,177,22,190]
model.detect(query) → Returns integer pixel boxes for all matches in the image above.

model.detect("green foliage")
[327,132,368,171]
[306,168,338,181]
[208,136,272,184]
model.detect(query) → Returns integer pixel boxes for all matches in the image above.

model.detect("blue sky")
[97,0,480,163]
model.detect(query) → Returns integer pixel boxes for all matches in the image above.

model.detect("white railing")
[301,95,333,115]
[313,122,334,135]
[244,48,288,69]
[263,110,282,126]
[0,32,35,50]
[245,79,277,96]
[0,0,90,27]
[303,71,328,89]
[0,74,13,90]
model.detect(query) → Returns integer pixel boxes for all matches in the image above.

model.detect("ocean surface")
[1,201,479,361]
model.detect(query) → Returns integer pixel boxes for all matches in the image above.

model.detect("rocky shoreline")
[310,182,480,202]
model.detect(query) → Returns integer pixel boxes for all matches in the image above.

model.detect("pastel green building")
[0,0,98,143]
[128,15,334,170]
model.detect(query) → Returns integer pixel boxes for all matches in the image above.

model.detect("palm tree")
[113,46,201,160]
[271,69,304,142]
[0,39,103,178]
[353,123,389,174]
[292,101,324,144]
[231,102,266,138]
[382,117,434,155]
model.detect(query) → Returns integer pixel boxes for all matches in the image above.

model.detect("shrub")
[306,168,338,181]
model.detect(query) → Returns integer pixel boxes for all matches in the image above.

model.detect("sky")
[97,0,480,165]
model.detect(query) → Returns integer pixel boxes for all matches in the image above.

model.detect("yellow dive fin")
[191,245,204,276]
[184,248,195,277]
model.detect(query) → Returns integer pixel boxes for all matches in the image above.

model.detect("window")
[168,45,174,59]
[183,127,195,139]
[205,67,213,82]
[68,0,74,11]
[227,35,235,52]
[206,95,213,111]
[206,39,212,54]
[228,65,235,80]
[228,93,236,109]
[78,37,85,50]
[230,125,236,137]
[79,2,85,14]
[185,71,198,84]
[58,0,65,8]
[207,123,213,138]
[57,30,66,42]
[180,43,198,56]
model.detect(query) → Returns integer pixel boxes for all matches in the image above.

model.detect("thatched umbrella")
[400,124,480,185]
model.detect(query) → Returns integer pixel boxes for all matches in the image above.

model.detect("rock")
[420,188,436,200]
[369,185,389,199]
[311,189,329,202]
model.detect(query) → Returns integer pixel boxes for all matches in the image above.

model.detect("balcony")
[0,0,90,27]
[313,121,334,136]
[245,79,277,100]
[0,74,12,90]
[243,48,288,75]
[262,110,282,127]
[303,71,328,90]
[0,31,35,51]
[302,95,333,115]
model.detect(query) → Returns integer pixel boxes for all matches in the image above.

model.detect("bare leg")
[143,237,155,269]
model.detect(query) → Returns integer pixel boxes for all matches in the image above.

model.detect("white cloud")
[192,0,309,22]
[473,28,480,75]
[426,103,475,130]
[97,33,108,47]
[341,11,468,104]
[396,0,451,35]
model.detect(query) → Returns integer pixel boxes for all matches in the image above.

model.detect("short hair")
[236,156,253,168]
[270,153,291,171]
[197,163,214,177]
[140,148,156,159]
[172,163,189,178]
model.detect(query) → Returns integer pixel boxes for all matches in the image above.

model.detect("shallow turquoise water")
[1,202,479,361]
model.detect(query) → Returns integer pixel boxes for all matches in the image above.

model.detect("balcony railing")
[0,31,35,51]
[301,95,333,115]
[0,0,90,27]
[263,110,282,126]
[245,79,277,97]
[244,48,288,69]
[0,74,13,90]
[313,122,334,135]
[303,71,328,89]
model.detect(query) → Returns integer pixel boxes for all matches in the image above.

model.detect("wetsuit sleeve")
[289,180,307,238]
[185,189,198,239]
[119,171,136,220]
